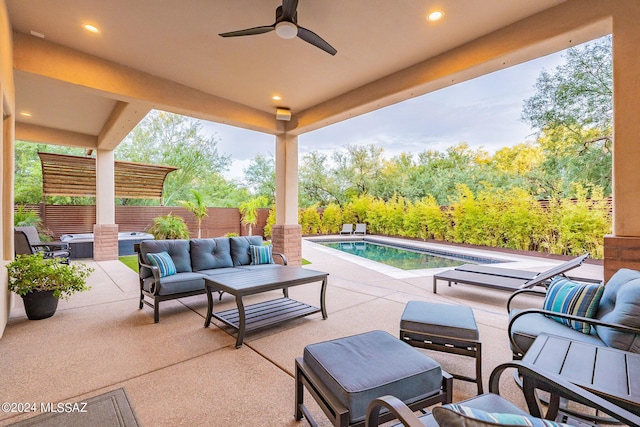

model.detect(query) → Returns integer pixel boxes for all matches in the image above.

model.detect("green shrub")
[498,188,546,251]
[300,206,321,235]
[556,186,610,258]
[14,205,41,227]
[404,196,447,240]
[319,203,342,234]
[147,213,190,239]
[263,207,276,238]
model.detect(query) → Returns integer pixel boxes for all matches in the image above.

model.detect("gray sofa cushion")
[509,309,604,355]
[190,238,233,271]
[237,264,283,271]
[230,236,264,266]
[595,268,640,352]
[141,240,192,273]
[303,330,442,424]
[196,267,240,276]
[144,272,205,295]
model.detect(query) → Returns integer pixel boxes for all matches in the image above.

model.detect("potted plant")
[6,252,94,320]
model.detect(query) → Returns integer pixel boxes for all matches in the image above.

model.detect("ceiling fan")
[219,0,337,56]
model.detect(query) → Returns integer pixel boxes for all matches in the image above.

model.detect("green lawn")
[119,255,138,272]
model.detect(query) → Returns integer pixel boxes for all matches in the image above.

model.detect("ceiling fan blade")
[281,0,299,21]
[297,26,337,55]
[219,25,275,37]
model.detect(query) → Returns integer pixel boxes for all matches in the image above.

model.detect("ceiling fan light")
[275,21,298,39]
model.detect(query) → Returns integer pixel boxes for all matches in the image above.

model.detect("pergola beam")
[98,101,152,150]
[15,122,97,148]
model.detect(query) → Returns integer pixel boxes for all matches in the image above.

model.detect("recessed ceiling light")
[29,30,45,39]
[272,95,282,101]
[427,10,445,22]
[83,24,100,33]
[20,112,32,117]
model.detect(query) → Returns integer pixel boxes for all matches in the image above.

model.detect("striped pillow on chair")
[146,251,177,277]
[543,276,604,334]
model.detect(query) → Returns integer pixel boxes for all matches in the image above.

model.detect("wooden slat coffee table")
[204,267,328,348]
[522,333,640,420]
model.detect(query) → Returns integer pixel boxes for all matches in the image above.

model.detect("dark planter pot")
[21,290,59,320]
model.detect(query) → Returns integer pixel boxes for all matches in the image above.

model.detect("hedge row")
[266,185,611,259]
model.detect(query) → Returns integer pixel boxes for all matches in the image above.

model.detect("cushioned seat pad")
[154,272,205,295]
[401,301,479,341]
[303,330,442,423]
[509,309,604,355]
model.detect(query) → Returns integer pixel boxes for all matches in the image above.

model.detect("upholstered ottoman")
[400,301,483,394]
[295,330,452,427]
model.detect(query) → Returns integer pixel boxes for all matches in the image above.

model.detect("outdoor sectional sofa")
[137,236,286,322]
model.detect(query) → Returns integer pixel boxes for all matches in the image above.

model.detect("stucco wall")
[1,0,16,338]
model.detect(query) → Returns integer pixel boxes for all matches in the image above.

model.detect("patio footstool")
[294,330,452,427]
[400,301,483,394]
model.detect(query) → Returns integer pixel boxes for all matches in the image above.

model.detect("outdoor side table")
[400,300,483,394]
[522,333,640,423]
[295,330,452,427]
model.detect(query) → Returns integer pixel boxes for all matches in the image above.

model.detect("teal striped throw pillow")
[433,405,571,426]
[146,251,177,277]
[249,244,274,265]
[543,277,604,334]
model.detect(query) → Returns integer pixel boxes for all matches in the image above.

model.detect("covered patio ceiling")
[6,0,610,152]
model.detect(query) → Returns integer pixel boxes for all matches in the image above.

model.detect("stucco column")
[271,129,301,266]
[1,104,15,338]
[94,148,118,260]
[604,3,640,281]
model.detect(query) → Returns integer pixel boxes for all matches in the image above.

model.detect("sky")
[202,50,567,181]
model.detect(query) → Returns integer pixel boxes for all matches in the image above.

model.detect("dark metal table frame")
[522,333,640,422]
[204,267,328,348]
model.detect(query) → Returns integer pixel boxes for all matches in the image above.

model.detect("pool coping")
[304,235,562,279]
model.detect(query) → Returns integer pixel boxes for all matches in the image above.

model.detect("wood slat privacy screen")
[38,152,178,199]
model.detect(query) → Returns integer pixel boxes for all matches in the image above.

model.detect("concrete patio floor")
[0,237,603,426]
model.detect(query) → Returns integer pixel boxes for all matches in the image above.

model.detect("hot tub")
[60,232,155,259]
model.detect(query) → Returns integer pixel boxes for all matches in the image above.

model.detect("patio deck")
[0,238,603,426]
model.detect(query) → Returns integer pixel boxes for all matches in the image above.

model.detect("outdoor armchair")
[365,361,640,426]
[508,268,640,359]
[14,226,70,263]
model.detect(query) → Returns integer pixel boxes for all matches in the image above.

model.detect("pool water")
[321,241,483,270]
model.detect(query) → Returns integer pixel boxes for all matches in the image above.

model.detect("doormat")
[7,387,140,427]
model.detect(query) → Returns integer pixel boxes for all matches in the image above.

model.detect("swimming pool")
[319,240,499,270]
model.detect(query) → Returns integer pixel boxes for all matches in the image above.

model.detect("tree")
[115,111,231,205]
[239,196,268,236]
[299,151,341,207]
[522,35,612,197]
[178,189,208,238]
[14,141,88,205]
[332,144,384,201]
[243,153,275,204]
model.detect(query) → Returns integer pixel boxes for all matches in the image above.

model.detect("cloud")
[206,49,566,178]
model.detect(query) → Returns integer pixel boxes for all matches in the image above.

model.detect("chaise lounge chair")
[354,223,367,235]
[432,253,590,294]
[339,224,353,235]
